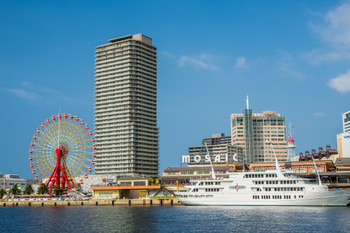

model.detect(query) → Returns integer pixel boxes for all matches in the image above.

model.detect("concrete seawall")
[0,198,181,207]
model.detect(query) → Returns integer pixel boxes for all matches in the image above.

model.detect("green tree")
[23,184,34,195]
[0,189,7,199]
[37,183,49,195]
[53,186,63,196]
[10,184,21,196]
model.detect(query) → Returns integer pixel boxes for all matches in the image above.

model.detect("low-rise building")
[91,177,162,199]
[249,161,335,175]
[0,173,39,192]
[299,146,338,162]
[163,165,235,185]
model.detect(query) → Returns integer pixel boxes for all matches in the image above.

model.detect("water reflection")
[0,206,349,233]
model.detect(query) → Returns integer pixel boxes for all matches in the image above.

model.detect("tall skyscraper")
[342,111,350,133]
[230,97,287,164]
[337,111,350,158]
[94,34,159,177]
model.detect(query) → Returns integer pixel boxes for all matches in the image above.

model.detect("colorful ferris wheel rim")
[29,113,95,180]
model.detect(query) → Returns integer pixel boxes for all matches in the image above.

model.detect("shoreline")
[0,198,181,207]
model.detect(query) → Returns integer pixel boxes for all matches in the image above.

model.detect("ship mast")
[205,143,216,179]
[269,140,280,171]
[311,156,322,186]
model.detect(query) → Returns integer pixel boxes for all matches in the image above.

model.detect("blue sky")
[1,0,350,178]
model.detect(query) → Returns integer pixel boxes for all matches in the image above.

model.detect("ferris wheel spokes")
[28,113,95,195]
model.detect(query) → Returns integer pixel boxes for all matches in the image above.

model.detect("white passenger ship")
[176,167,350,206]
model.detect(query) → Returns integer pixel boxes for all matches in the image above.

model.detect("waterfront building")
[249,160,333,174]
[91,177,162,199]
[299,145,338,162]
[230,97,287,164]
[202,133,231,145]
[343,111,350,133]
[335,158,350,172]
[186,144,244,166]
[337,133,350,158]
[0,173,39,191]
[162,165,236,186]
[94,34,159,177]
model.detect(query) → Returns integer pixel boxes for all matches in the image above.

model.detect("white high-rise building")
[337,111,350,158]
[94,34,159,177]
[342,111,350,133]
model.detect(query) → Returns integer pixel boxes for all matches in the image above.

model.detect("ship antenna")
[311,156,322,186]
[268,140,280,171]
[205,143,216,179]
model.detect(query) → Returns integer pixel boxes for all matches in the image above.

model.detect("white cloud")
[177,54,217,70]
[303,49,350,65]
[160,50,176,59]
[275,51,304,79]
[307,3,350,63]
[234,57,247,69]
[313,112,326,117]
[313,3,350,48]
[21,81,61,95]
[5,81,75,102]
[328,70,350,93]
[6,88,39,101]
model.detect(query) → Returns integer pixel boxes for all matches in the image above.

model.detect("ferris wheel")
[29,113,95,194]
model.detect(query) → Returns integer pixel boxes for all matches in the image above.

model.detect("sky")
[1,0,350,178]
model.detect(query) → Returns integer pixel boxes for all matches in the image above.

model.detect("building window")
[165,172,178,175]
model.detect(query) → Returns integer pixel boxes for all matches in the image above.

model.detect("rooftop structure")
[298,145,338,162]
[202,133,232,146]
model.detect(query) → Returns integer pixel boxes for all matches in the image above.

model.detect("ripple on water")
[0,206,349,233]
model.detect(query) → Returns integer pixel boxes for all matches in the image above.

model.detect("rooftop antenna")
[311,156,322,186]
[246,95,249,109]
[268,140,280,171]
[205,143,216,179]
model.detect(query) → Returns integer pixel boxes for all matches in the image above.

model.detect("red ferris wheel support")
[46,148,75,195]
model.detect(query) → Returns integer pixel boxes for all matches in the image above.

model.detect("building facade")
[202,133,232,145]
[337,133,350,158]
[249,161,333,175]
[343,111,350,133]
[231,103,287,164]
[162,165,235,186]
[0,173,39,191]
[185,144,244,166]
[94,34,159,177]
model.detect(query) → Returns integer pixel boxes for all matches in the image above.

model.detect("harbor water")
[1,206,350,232]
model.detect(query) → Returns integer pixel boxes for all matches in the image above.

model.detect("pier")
[0,198,181,207]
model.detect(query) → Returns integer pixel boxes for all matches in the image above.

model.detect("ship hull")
[178,190,350,206]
